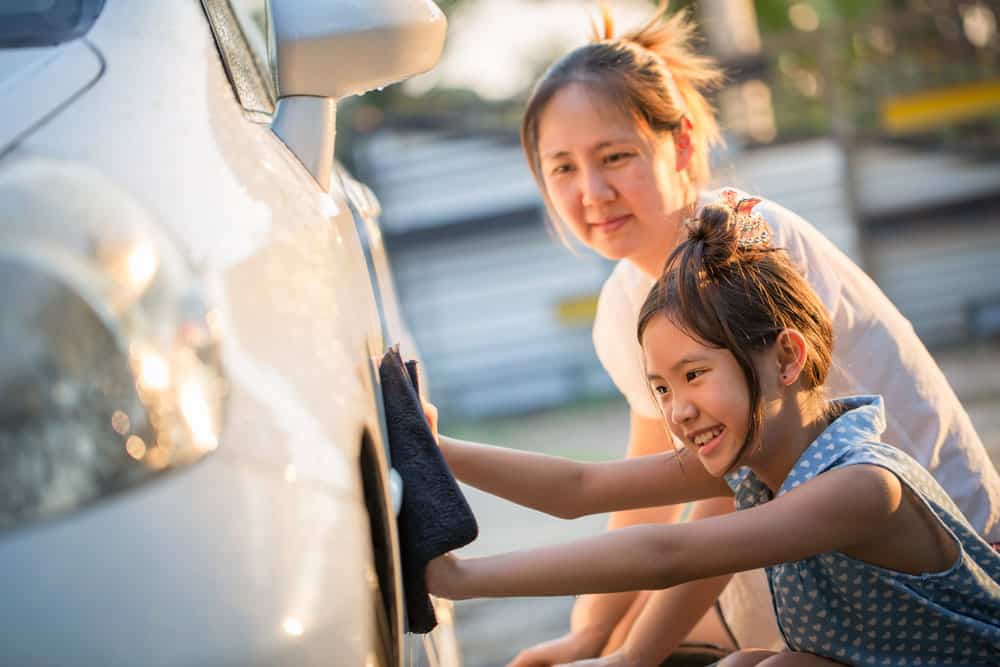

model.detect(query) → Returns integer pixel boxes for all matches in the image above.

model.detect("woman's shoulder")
[602,259,650,294]
[591,260,661,417]
[594,262,639,355]
[595,260,653,322]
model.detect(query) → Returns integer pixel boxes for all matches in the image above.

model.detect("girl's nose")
[671,396,697,425]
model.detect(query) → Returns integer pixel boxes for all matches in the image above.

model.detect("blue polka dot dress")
[724,395,1000,665]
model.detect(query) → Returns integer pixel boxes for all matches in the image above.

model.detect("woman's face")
[536,83,689,273]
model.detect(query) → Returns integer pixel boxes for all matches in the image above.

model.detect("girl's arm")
[428,464,900,599]
[439,432,730,519]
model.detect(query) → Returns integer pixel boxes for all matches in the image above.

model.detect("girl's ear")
[673,116,694,172]
[775,329,808,387]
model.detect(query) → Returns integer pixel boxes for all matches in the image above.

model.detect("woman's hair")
[636,200,834,458]
[521,1,724,236]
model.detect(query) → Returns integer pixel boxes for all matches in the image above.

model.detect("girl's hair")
[521,2,724,239]
[636,201,834,459]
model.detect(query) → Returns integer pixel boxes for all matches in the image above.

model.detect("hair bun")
[684,203,741,271]
[684,191,771,274]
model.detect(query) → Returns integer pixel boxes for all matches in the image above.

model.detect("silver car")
[0,0,459,665]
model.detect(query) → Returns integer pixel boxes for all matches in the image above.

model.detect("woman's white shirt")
[591,188,1000,649]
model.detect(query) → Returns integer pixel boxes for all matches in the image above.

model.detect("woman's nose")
[580,168,615,206]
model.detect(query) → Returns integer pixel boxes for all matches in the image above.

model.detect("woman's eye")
[604,152,632,165]
[550,164,572,176]
[653,384,670,397]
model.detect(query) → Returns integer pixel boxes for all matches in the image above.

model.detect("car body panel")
[0,450,368,666]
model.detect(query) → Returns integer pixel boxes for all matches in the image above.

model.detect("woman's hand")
[553,649,639,667]
[505,631,602,667]
[425,552,461,599]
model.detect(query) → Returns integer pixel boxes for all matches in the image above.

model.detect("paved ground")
[443,341,1000,667]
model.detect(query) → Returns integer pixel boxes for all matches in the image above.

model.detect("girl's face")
[536,83,689,273]
[641,313,755,477]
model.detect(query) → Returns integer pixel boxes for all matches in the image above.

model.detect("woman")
[504,3,1000,666]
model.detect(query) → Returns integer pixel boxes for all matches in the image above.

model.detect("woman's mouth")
[590,215,630,234]
[691,426,725,457]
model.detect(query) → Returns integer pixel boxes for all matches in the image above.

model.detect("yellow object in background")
[882,79,1000,133]
[556,294,600,326]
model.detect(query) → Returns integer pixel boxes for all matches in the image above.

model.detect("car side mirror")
[268,0,446,99]
[266,0,447,190]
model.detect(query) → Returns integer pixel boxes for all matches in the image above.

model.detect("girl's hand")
[425,552,461,599]
[421,399,440,442]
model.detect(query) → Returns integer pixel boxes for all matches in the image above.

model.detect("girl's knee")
[715,649,777,667]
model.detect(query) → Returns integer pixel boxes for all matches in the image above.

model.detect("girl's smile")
[687,425,726,458]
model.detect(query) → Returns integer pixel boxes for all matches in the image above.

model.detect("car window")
[0,0,105,48]
[202,0,274,119]
[227,0,269,70]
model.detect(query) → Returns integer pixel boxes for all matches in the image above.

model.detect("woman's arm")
[504,413,700,667]
[558,413,700,666]
[428,464,899,600]
[610,575,733,666]
[603,496,736,665]
[570,410,720,657]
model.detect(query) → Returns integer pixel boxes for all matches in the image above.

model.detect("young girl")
[425,200,1000,666]
[509,1,1000,662]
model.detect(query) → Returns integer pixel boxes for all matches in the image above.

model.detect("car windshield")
[0,0,105,48]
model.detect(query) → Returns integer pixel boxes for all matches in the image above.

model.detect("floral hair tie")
[719,188,771,249]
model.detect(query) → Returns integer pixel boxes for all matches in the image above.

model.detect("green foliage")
[755,0,888,33]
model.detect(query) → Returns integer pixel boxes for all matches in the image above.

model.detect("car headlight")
[0,156,226,532]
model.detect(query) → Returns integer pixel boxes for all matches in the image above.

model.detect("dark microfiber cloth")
[378,346,478,633]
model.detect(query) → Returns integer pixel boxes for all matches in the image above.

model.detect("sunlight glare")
[282,617,305,637]
[179,381,219,451]
[137,353,171,392]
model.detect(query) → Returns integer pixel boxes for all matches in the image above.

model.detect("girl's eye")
[550,164,572,176]
[653,384,671,397]
[686,369,706,382]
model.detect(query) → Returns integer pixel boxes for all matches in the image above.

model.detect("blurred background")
[330,2,1000,663]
